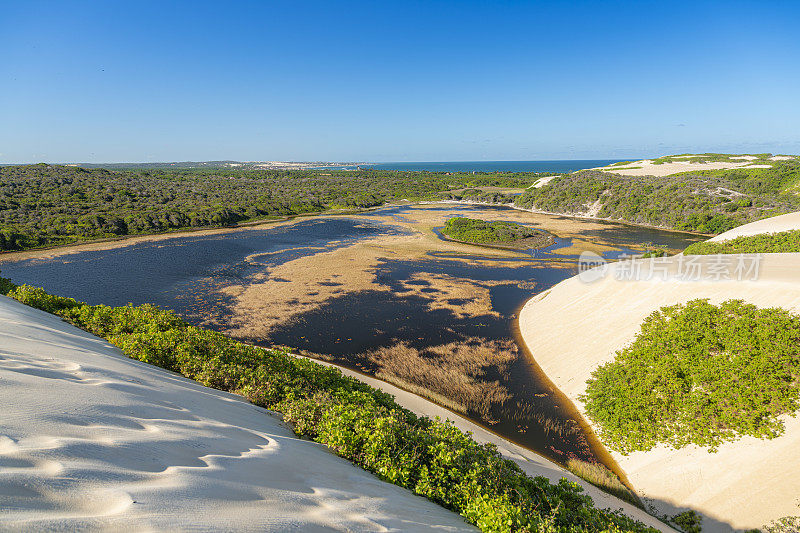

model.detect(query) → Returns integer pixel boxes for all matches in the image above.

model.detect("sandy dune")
[0,295,475,531]
[707,210,800,242]
[531,175,557,188]
[592,158,773,177]
[518,215,800,531]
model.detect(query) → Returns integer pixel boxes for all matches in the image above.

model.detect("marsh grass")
[362,338,517,423]
[566,458,643,508]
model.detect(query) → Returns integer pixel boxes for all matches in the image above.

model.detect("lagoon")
[0,203,699,469]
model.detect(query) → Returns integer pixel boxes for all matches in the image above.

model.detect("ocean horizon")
[352,159,623,173]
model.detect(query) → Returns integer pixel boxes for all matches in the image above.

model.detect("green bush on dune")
[0,275,655,533]
[582,299,800,453]
[683,230,800,255]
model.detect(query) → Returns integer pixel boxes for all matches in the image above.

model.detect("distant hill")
[514,153,800,233]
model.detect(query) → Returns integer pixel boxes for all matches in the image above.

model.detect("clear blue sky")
[2,0,799,163]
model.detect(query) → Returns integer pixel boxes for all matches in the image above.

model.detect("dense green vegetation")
[0,274,656,532]
[582,299,800,453]
[441,217,549,245]
[670,511,702,533]
[514,159,800,233]
[0,164,543,251]
[2,156,797,252]
[684,230,800,255]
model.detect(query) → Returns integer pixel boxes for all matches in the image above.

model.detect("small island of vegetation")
[441,217,553,248]
[581,299,800,454]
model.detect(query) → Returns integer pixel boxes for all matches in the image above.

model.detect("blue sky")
[2,0,799,163]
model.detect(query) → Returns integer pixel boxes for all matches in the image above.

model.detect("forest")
[1,159,799,251]
[0,164,541,251]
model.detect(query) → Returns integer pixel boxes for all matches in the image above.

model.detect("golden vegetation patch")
[362,337,519,423]
[396,272,506,319]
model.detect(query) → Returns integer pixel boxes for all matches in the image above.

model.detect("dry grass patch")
[362,337,518,423]
[566,458,642,508]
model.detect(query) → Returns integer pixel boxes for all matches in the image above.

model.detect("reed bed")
[566,458,642,508]
[362,337,517,423]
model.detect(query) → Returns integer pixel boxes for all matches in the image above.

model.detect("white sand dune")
[592,158,773,177]
[518,214,800,531]
[531,175,557,188]
[0,295,476,531]
[707,210,800,242]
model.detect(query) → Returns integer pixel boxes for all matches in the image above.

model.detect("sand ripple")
[0,296,474,531]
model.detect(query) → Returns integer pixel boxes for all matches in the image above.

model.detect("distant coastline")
[357,160,623,173]
[1,159,624,173]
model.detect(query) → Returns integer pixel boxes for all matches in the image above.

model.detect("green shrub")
[8,284,82,314]
[764,503,800,532]
[0,270,16,295]
[671,510,702,533]
[5,281,657,532]
[684,230,800,255]
[582,299,800,453]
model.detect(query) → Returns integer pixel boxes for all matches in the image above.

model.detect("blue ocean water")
[358,159,622,173]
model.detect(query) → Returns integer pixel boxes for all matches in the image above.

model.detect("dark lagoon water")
[0,204,699,467]
[327,160,622,173]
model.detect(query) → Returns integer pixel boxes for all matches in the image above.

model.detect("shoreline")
[507,298,634,491]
